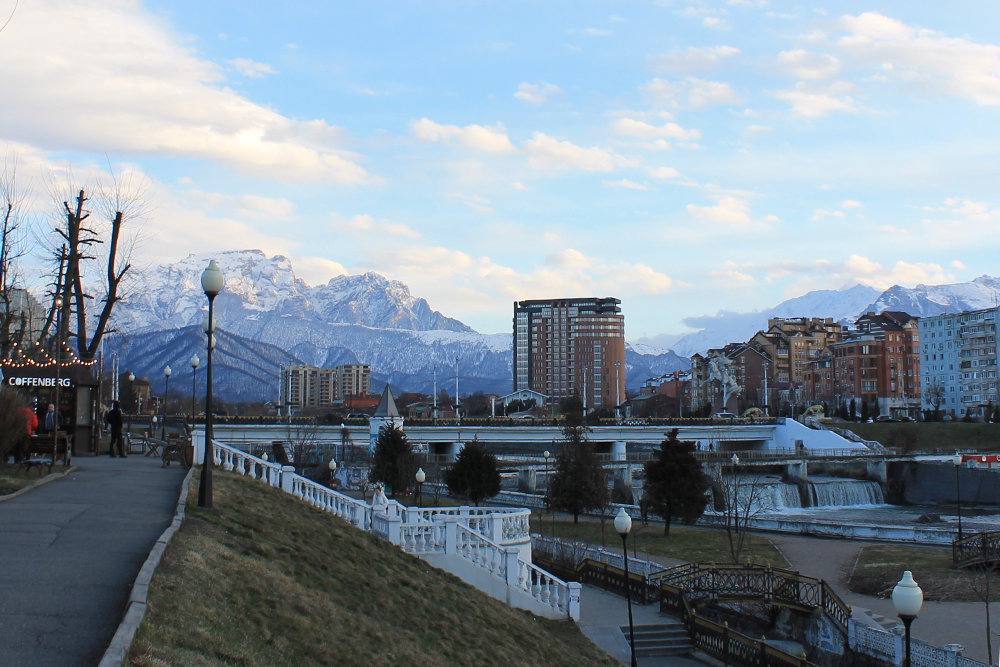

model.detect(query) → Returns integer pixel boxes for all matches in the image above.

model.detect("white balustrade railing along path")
[846,614,988,667]
[207,440,578,621]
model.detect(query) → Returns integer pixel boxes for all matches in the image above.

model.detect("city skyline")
[3,1,1000,339]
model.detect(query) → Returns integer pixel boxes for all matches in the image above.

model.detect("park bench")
[18,432,72,475]
[128,432,148,456]
[161,435,189,468]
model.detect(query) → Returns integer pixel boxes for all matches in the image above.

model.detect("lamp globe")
[201,259,224,296]
[614,507,632,537]
[415,468,426,484]
[328,459,337,472]
[953,453,962,467]
[892,571,924,617]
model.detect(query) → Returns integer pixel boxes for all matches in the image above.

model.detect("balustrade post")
[891,627,905,667]
[444,515,459,555]
[504,547,520,588]
[280,466,295,493]
[386,513,402,546]
[568,582,582,621]
[489,515,503,544]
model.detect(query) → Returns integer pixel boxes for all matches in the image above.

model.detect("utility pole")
[615,359,621,420]
[455,356,460,419]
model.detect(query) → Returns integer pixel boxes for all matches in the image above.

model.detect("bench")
[18,433,71,474]
[162,435,189,468]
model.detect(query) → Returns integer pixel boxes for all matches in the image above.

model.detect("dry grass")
[838,422,1000,453]
[532,515,790,568]
[128,470,618,667]
[847,544,980,601]
[0,463,57,495]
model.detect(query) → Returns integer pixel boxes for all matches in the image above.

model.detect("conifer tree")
[643,429,709,535]
[548,423,608,524]
[369,423,417,498]
[444,440,501,506]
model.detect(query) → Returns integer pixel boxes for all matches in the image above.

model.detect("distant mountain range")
[106,249,1000,402]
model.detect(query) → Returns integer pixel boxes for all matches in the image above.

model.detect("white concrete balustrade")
[209,440,579,621]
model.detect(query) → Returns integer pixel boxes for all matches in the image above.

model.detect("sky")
[2,1,1000,338]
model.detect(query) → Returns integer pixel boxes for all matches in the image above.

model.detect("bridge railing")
[953,530,1000,568]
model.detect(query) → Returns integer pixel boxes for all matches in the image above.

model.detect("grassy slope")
[0,463,57,495]
[847,544,982,602]
[532,516,790,568]
[838,422,1000,452]
[128,471,617,667]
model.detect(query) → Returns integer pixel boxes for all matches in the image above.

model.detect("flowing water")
[729,475,885,512]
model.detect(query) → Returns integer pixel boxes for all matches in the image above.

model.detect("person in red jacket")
[22,406,38,436]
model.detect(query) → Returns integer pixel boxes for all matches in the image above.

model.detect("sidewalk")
[0,455,188,667]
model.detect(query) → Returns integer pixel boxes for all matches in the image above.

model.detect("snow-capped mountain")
[669,284,880,357]
[116,250,471,335]
[863,275,1000,316]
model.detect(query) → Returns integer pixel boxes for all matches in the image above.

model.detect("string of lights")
[2,340,100,369]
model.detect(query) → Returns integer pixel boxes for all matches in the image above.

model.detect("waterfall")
[807,479,884,507]
[758,483,803,511]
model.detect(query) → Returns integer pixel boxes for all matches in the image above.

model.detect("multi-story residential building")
[280,362,371,410]
[802,349,835,404]
[749,317,844,388]
[920,308,998,418]
[689,343,770,414]
[640,370,691,399]
[832,311,920,417]
[513,297,625,408]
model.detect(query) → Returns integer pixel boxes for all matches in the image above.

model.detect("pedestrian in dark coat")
[106,401,125,458]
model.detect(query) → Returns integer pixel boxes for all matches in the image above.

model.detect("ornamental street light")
[53,294,64,453]
[892,571,924,667]
[615,507,638,667]
[189,354,200,421]
[615,360,621,421]
[415,467,425,507]
[198,259,224,509]
[953,453,963,541]
[328,458,337,488]
[162,365,172,440]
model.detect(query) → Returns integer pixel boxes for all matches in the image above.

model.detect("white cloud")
[227,58,276,78]
[451,193,495,214]
[410,118,515,154]
[838,12,1000,106]
[743,124,772,137]
[185,190,295,220]
[811,208,846,220]
[514,82,563,104]
[331,213,420,238]
[601,179,647,190]
[703,17,730,30]
[952,260,966,270]
[945,197,1000,221]
[583,28,612,36]
[0,0,371,184]
[648,167,683,180]
[776,50,840,80]
[522,132,631,172]
[511,181,529,191]
[546,248,594,268]
[749,254,954,291]
[775,82,857,116]
[650,45,740,71]
[643,77,743,109]
[610,117,701,141]
[841,199,864,208]
[687,196,752,224]
[710,269,756,283]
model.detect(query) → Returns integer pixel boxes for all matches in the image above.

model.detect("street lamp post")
[415,468,425,507]
[615,507,638,667]
[52,295,63,453]
[328,458,337,488]
[953,453,963,541]
[615,359,621,421]
[162,365,171,440]
[892,571,924,667]
[198,259,224,509]
[455,356,460,421]
[543,449,551,537]
[189,354,200,421]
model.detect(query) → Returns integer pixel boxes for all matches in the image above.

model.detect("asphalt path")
[0,455,187,667]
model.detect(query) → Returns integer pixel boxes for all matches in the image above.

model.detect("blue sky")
[2,1,1000,338]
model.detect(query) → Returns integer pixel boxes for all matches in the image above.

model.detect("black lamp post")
[162,365,171,440]
[198,259,224,509]
[543,449,551,537]
[892,571,923,667]
[953,453,963,541]
[415,467,425,507]
[615,507,638,667]
[189,354,199,421]
[52,295,63,452]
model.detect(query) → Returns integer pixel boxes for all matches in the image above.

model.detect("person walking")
[106,401,125,458]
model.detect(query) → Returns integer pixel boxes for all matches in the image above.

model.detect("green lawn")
[847,544,985,602]
[531,515,790,568]
[0,463,58,495]
[837,422,1000,453]
[128,470,617,667]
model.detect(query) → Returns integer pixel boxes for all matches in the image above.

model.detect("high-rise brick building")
[513,297,625,408]
[280,362,371,410]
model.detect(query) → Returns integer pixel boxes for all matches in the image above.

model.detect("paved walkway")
[0,456,188,667]
[580,585,709,666]
[767,533,996,664]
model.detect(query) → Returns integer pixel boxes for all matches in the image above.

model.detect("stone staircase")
[620,621,692,657]
[854,606,902,632]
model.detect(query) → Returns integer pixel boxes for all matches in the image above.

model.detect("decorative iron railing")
[953,530,1000,568]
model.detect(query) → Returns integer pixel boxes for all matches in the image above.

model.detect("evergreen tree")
[861,400,870,422]
[849,398,857,421]
[822,402,829,417]
[548,423,609,524]
[444,440,501,506]
[643,429,709,536]
[368,423,417,498]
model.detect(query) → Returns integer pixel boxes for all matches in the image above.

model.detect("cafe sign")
[7,377,73,388]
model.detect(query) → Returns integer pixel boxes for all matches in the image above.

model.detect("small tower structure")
[369,385,403,452]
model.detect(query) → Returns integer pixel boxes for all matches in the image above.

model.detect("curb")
[0,465,77,503]
[98,466,194,667]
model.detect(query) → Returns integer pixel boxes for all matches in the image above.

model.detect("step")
[620,624,692,657]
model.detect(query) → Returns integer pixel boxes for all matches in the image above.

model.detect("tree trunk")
[574,512,579,524]
[988,569,993,666]
[663,499,672,536]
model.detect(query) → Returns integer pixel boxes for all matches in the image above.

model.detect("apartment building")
[280,362,371,410]
[513,297,625,408]
[749,317,843,387]
[920,308,998,418]
[690,343,770,414]
[832,311,920,417]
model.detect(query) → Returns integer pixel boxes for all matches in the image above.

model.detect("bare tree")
[0,152,31,359]
[38,168,148,360]
[715,462,771,564]
[924,382,946,420]
[973,561,999,664]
